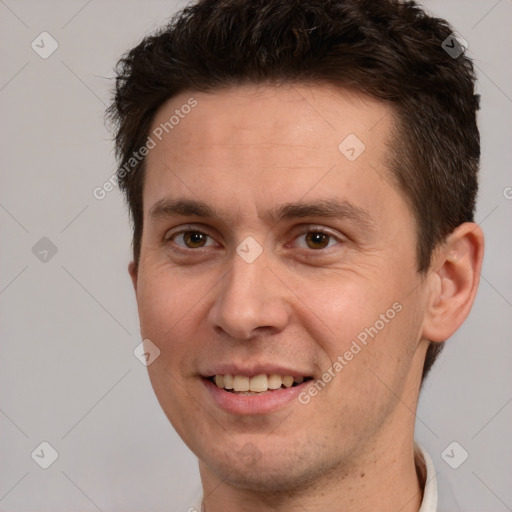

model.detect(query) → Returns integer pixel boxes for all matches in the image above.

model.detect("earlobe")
[128,261,138,294]
[421,222,484,342]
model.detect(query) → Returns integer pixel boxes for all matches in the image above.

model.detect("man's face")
[132,84,431,490]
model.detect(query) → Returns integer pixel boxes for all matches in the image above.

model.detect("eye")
[168,229,217,249]
[292,228,342,250]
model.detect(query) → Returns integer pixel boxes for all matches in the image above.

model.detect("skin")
[129,84,484,511]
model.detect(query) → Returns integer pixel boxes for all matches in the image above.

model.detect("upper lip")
[202,364,312,378]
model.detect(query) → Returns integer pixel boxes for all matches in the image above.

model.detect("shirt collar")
[416,443,438,512]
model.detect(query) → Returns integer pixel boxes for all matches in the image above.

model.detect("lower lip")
[203,378,310,415]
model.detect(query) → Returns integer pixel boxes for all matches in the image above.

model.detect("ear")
[128,261,138,295]
[421,222,484,342]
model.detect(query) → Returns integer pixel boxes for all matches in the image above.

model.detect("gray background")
[0,1,510,510]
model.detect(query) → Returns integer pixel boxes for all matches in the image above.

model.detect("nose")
[208,250,291,340]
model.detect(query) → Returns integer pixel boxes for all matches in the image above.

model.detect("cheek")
[292,270,419,400]
[135,266,209,434]
[135,265,205,371]
[290,269,405,354]
[323,296,421,413]
[137,262,198,332]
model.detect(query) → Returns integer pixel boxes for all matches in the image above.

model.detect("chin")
[199,442,334,493]
[208,461,307,492]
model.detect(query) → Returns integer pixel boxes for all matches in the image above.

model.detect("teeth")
[282,376,294,388]
[223,374,234,389]
[212,373,305,393]
[267,374,283,389]
[233,375,250,392]
[249,374,268,392]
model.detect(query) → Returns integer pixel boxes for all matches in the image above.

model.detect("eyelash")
[166,229,219,249]
[164,225,343,252]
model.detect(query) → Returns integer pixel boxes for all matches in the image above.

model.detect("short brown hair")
[107,0,480,381]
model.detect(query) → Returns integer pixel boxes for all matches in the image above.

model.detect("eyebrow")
[269,199,374,229]
[149,197,375,230]
[149,198,215,220]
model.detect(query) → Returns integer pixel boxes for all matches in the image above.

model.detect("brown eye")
[170,230,216,249]
[291,227,342,251]
[305,231,331,249]
[183,231,207,248]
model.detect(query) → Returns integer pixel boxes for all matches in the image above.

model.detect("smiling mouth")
[207,374,313,395]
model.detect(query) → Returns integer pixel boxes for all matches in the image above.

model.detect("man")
[107,0,484,510]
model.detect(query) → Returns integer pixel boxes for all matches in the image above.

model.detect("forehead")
[143,83,400,222]
[148,83,392,157]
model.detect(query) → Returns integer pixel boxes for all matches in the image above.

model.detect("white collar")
[191,444,438,511]
[416,443,438,512]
